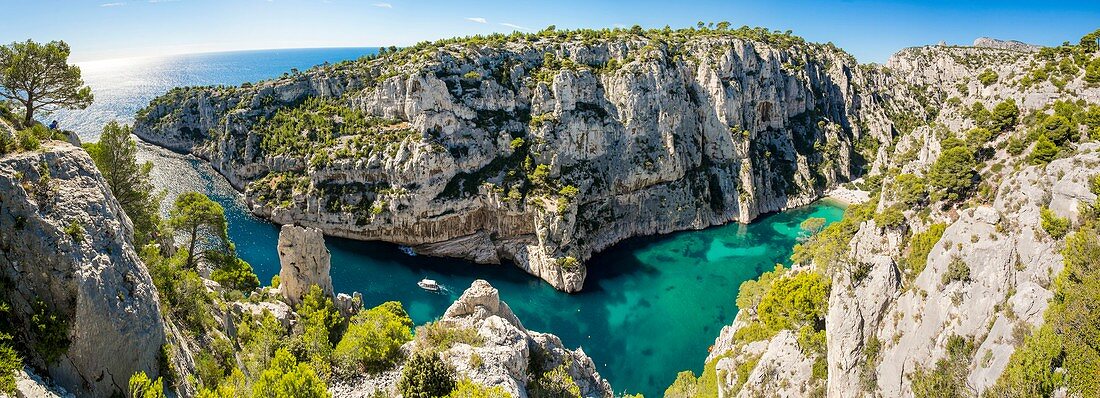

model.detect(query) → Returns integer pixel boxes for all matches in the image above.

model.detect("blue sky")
[2,0,1098,63]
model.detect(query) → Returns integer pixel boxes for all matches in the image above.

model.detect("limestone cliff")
[0,143,168,397]
[696,38,1100,398]
[134,28,897,292]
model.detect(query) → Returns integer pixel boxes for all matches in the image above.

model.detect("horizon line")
[72,45,388,64]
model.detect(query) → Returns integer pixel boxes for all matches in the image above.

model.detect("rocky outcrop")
[14,367,74,398]
[330,280,613,398]
[277,224,334,305]
[0,143,167,397]
[823,220,901,397]
[972,37,1042,53]
[434,280,611,398]
[135,31,898,291]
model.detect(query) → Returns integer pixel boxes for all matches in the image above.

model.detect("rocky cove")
[138,141,849,397]
[3,23,1100,398]
[7,44,848,396]
[132,29,894,292]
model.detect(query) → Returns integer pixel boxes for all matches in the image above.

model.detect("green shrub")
[663,354,730,398]
[528,164,551,187]
[1028,134,1059,165]
[1040,207,1070,239]
[448,379,512,398]
[63,220,84,242]
[555,256,580,269]
[128,371,166,398]
[910,335,974,398]
[529,363,581,398]
[873,204,906,229]
[1038,114,1075,144]
[291,285,343,371]
[1007,137,1026,155]
[462,71,482,80]
[195,351,226,389]
[904,223,946,277]
[791,198,876,271]
[797,218,826,239]
[990,99,1020,132]
[142,246,215,336]
[735,265,785,314]
[334,301,413,375]
[664,371,700,398]
[941,257,971,286]
[891,173,928,207]
[940,136,965,152]
[509,137,525,151]
[414,320,483,352]
[1085,58,1100,84]
[16,128,40,151]
[978,69,999,86]
[965,127,992,151]
[929,147,976,202]
[251,348,329,398]
[399,351,457,398]
[756,272,830,333]
[29,299,70,364]
[207,250,258,292]
[965,102,991,127]
[0,131,11,155]
[0,332,21,396]
[860,336,882,391]
[236,311,287,380]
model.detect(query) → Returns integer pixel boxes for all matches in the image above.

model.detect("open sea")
[54,48,844,397]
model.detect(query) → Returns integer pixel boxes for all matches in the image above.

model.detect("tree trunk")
[23,103,34,128]
[186,227,197,269]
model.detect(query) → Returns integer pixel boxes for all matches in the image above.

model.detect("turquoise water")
[62,49,844,397]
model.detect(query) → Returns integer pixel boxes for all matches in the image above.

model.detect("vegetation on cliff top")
[255,97,416,164]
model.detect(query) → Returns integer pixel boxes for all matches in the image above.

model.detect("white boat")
[418,279,441,291]
[399,246,417,256]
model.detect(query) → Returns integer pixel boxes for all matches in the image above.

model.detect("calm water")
[58,48,844,397]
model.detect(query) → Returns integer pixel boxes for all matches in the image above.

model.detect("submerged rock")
[277,224,334,305]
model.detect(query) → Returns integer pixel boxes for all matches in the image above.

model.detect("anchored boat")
[418,278,440,291]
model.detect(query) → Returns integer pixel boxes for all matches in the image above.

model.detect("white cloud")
[372,2,392,8]
[100,2,126,6]
[465,17,488,24]
[499,22,531,31]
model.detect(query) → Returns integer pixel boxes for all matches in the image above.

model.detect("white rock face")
[437,280,611,398]
[135,36,895,292]
[735,330,813,398]
[0,143,167,398]
[277,224,334,306]
[826,221,901,397]
[972,37,1042,52]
